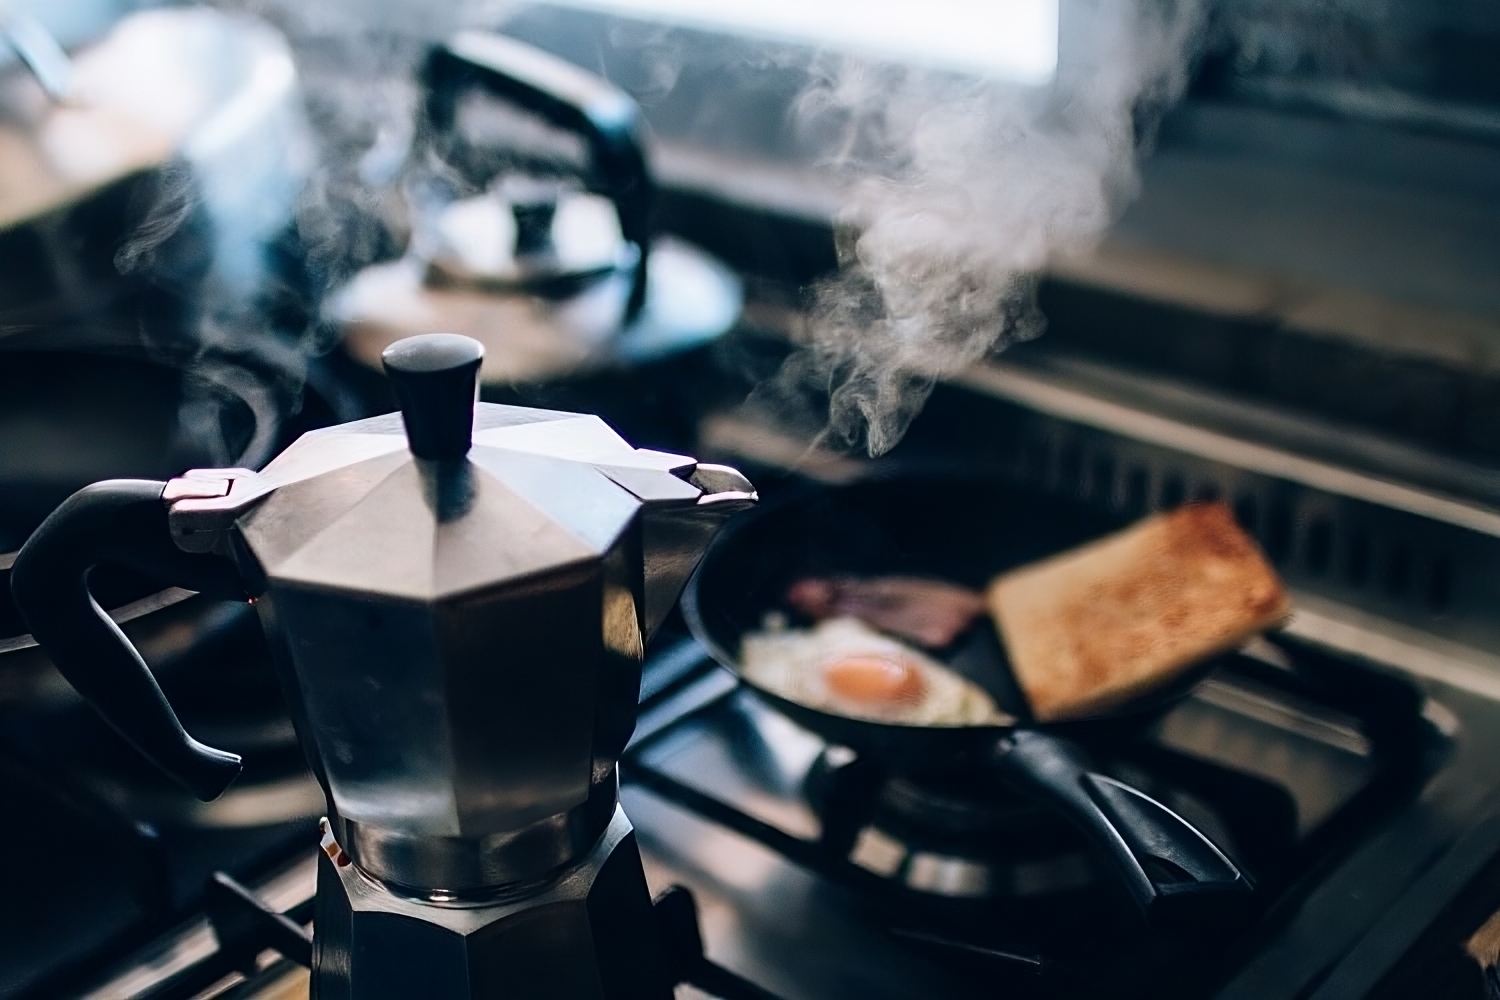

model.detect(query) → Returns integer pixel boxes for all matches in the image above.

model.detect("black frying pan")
[682,474,1253,924]
[0,348,284,553]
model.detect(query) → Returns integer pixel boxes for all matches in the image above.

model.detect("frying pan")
[682,474,1253,924]
[0,347,283,553]
[0,8,306,331]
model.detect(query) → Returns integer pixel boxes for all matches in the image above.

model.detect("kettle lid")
[169,333,704,600]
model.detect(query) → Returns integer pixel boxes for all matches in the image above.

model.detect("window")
[544,0,1059,83]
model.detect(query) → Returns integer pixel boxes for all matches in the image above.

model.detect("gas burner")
[841,763,1096,900]
[619,623,1455,998]
[799,742,1257,905]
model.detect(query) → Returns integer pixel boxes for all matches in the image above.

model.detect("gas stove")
[5,2,1500,992]
[13,277,1500,1000]
[45,607,1490,1000]
[24,351,1500,1000]
[622,627,1441,1000]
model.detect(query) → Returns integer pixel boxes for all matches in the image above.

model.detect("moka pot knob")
[382,333,485,460]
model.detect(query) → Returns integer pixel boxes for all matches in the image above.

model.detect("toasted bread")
[987,501,1289,722]
[1467,906,1500,970]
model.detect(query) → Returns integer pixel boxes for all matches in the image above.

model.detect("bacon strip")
[785,576,985,648]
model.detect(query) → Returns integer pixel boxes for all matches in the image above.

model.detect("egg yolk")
[823,654,927,705]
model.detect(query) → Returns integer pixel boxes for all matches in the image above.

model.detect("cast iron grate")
[621,631,1442,1000]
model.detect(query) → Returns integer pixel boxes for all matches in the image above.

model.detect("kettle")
[333,32,742,388]
[11,333,756,997]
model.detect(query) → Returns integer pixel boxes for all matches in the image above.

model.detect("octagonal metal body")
[165,403,754,890]
[312,806,672,1000]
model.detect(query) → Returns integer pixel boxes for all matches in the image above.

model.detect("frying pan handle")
[10,480,247,801]
[993,730,1250,924]
[424,31,654,318]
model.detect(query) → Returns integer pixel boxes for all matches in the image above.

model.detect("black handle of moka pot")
[992,730,1250,925]
[10,480,248,801]
[424,31,654,318]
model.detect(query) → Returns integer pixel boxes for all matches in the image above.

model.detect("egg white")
[740,616,1009,727]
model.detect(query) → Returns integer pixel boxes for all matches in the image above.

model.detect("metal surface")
[313,805,671,1000]
[5,324,755,996]
[48,425,1500,1000]
[669,344,1500,998]
[72,616,1438,1000]
[32,241,1500,998]
[0,7,307,308]
[336,235,745,386]
[336,30,742,385]
[865,356,1500,658]
[78,853,317,1000]
[424,184,637,292]
[160,401,753,892]
[72,836,779,1000]
[336,768,621,893]
[615,626,1440,999]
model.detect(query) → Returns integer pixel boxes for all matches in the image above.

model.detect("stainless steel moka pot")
[10,333,757,999]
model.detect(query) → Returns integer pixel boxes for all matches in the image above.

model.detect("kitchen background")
[3,0,1500,997]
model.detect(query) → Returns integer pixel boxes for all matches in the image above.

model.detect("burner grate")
[622,632,1441,999]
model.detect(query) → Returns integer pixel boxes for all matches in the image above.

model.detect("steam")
[775,0,1205,454]
[122,0,1201,464]
[209,0,467,316]
[110,0,502,464]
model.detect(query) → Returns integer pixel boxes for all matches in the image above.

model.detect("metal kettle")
[333,32,742,387]
[10,332,756,898]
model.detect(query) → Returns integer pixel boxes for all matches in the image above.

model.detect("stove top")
[618,627,1443,1000]
[15,337,1500,999]
[49,610,1497,1000]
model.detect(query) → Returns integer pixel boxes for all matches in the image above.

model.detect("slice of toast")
[987,501,1290,722]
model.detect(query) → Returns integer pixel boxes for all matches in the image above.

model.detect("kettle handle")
[10,480,248,801]
[424,31,655,318]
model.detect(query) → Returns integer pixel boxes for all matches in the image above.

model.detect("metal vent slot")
[1304,519,1333,576]
[1344,528,1372,589]
[705,361,1497,654]
[1427,554,1454,615]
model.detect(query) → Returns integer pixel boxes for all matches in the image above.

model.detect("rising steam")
[192,0,1199,459]
[775,0,1205,455]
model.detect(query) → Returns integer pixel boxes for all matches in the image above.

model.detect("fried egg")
[740,616,1011,727]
